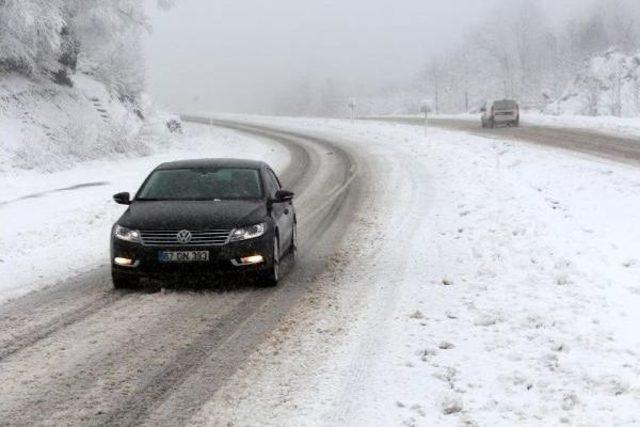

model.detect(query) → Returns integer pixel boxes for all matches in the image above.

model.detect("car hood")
[117,200,267,230]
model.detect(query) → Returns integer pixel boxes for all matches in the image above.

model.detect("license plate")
[158,250,210,263]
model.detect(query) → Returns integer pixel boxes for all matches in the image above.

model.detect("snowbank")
[0,73,171,174]
[546,49,640,118]
[523,112,640,139]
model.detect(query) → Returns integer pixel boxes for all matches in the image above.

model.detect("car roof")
[155,158,268,170]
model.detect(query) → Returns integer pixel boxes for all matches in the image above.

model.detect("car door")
[266,168,293,253]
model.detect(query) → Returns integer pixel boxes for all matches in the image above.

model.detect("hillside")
[0,73,171,174]
[546,50,640,117]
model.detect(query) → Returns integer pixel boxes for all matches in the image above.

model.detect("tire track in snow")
[0,121,310,365]
[325,149,433,425]
[0,118,363,426]
[0,269,120,362]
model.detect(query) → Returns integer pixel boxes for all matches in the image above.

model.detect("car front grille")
[140,228,233,246]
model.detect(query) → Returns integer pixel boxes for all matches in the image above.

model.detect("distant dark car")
[110,159,297,289]
[481,99,520,128]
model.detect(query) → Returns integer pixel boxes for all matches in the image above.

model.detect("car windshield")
[136,167,263,201]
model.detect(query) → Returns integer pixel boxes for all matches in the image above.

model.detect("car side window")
[263,169,280,197]
[263,171,276,196]
[267,169,281,194]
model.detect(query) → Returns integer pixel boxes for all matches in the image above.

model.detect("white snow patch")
[546,49,640,118]
[0,73,172,173]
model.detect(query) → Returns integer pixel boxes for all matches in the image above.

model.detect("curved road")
[367,116,640,166]
[0,119,365,426]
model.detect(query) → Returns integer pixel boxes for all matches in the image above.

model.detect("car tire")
[112,271,139,290]
[259,236,280,288]
[490,119,495,129]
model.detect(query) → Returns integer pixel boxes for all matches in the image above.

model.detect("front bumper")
[110,234,273,278]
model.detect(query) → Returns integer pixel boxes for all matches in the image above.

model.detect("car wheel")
[259,236,280,288]
[490,119,495,129]
[112,271,139,290]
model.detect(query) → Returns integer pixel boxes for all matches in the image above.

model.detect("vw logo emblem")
[176,229,192,244]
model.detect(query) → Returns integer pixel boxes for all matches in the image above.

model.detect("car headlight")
[230,223,266,241]
[113,224,141,243]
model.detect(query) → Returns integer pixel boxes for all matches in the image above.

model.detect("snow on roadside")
[0,73,167,173]
[520,112,640,140]
[0,123,289,303]
[191,117,640,426]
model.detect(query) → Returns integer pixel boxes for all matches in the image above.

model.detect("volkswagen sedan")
[110,159,297,289]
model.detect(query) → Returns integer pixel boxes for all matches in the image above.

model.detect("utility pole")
[421,100,430,139]
[348,98,356,124]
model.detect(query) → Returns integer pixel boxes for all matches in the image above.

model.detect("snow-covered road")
[0,118,363,425]
[1,117,639,425]
[191,118,640,426]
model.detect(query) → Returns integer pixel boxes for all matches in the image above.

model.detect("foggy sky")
[143,0,596,115]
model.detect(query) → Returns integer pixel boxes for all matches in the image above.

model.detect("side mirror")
[272,190,294,203]
[480,107,486,113]
[113,192,131,205]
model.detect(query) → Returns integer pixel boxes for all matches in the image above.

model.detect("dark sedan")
[110,159,297,288]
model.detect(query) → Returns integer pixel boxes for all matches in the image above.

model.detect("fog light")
[114,257,134,266]
[240,255,264,265]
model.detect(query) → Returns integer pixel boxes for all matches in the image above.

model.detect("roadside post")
[421,100,430,139]
[348,98,356,124]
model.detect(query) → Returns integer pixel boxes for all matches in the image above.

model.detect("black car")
[110,159,297,289]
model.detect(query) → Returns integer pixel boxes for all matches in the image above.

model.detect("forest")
[419,0,640,115]
[0,1,173,105]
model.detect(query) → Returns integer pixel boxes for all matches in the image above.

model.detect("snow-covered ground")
[545,50,640,119]
[0,123,289,302]
[190,117,640,426]
[521,112,640,140]
[2,112,639,424]
[0,73,171,173]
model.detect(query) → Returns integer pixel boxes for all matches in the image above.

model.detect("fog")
[144,0,598,115]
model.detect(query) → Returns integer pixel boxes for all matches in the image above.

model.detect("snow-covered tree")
[1,0,174,102]
[0,0,65,76]
[413,0,640,115]
[63,0,149,101]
